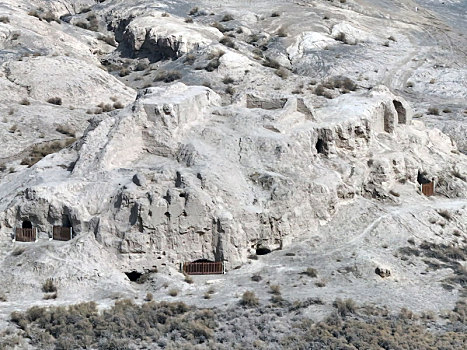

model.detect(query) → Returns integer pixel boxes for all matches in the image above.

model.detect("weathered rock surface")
[0,0,465,330]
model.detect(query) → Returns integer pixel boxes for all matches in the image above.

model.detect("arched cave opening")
[22,220,32,229]
[125,271,142,282]
[256,247,272,255]
[393,100,407,124]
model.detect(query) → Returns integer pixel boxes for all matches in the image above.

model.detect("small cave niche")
[125,271,142,282]
[193,259,214,263]
[22,220,32,229]
[256,247,272,256]
[393,100,407,124]
[316,138,326,155]
[62,215,72,228]
[417,170,431,185]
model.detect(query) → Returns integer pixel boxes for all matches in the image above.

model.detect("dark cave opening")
[22,220,32,229]
[256,247,272,255]
[125,271,142,282]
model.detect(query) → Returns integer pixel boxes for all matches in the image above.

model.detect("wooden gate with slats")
[53,226,72,241]
[422,182,434,196]
[182,262,224,275]
[15,228,37,242]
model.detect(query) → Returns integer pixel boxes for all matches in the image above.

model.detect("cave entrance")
[256,247,272,255]
[417,170,431,185]
[125,271,143,282]
[316,138,326,155]
[393,100,406,124]
[182,260,224,275]
[62,215,72,228]
[22,220,32,229]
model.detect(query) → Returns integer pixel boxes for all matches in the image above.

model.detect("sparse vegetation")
[56,125,75,137]
[251,274,262,282]
[21,138,75,167]
[19,98,30,105]
[168,289,179,297]
[302,267,318,278]
[219,36,236,48]
[221,14,234,22]
[154,70,182,83]
[428,107,440,115]
[4,297,467,349]
[225,85,235,95]
[0,16,10,24]
[189,7,199,16]
[271,11,281,17]
[269,284,281,295]
[277,26,288,37]
[42,279,57,293]
[240,291,259,307]
[222,76,234,84]
[211,21,228,33]
[275,67,289,79]
[47,97,62,105]
[333,298,357,316]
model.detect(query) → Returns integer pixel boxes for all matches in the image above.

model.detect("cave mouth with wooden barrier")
[53,226,73,241]
[15,220,37,242]
[417,170,435,197]
[182,259,224,275]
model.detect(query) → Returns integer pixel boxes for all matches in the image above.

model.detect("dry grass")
[302,267,318,278]
[154,70,181,83]
[240,291,258,307]
[5,297,467,349]
[21,138,75,167]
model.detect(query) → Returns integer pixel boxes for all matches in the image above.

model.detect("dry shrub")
[240,291,258,307]
[47,97,62,106]
[56,125,75,137]
[269,284,281,295]
[219,36,236,48]
[302,267,318,278]
[251,274,262,282]
[277,26,287,37]
[0,16,10,24]
[21,138,75,167]
[10,300,214,348]
[221,14,234,22]
[42,279,57,293]
[262,57,281,69]
[333,298,357,317]
[427,107,440,115]
[211,22,227,33]
[275,68,289,79]
[154,70,182,83]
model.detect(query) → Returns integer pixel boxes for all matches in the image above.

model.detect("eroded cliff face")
[1,81,464,274]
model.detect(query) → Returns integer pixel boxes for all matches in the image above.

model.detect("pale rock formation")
[4,56,135,107]
[120,15,222,61]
